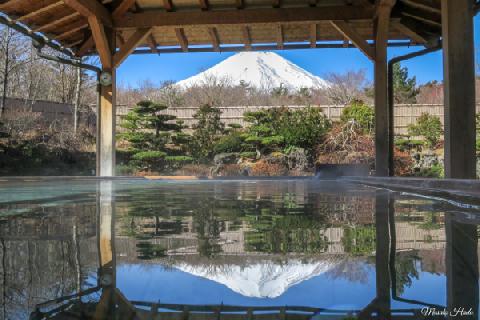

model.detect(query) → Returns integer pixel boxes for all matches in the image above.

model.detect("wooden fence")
[117,104,480,135]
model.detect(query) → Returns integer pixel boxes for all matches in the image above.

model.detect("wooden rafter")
[113,27,152,67]
[175,28,188,52]
[330,20,375,60]
[400,6,441,27]
[236,0,244,9]
[310,23,317,48]
[15,0,63,22]
[71,0,137,59]
[64,0,113,27]
[392,21,428,44]
[208,27,220,51]
[399,0,441,14]
[163,0,174,11]
[115,6,375,29]
[112,0,137,19]
[76,36,95,56]
[276,24,283,50]
[57,23,88,40]
[147,34,159,53]
[199,0,209,10]
[88,16,112,68]
[35,12,81,32]
[242,26,251,50]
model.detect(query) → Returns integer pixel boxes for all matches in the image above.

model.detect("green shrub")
[340,101,374,134]
[408,113,443,149]
[191,104,225,161]
[240,151,257,159]
[214,131,245,154]
[276,107,331,150]
[415,163,444,178]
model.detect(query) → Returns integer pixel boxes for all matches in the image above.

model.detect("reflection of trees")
[243,197,329,254]
[193,202,223,258]
[342,225,376,255]
[393,251,420,295]
[0,203,98,320]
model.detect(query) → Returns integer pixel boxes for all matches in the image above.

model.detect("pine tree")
[120,100,192,172]
[392,63,418,104]
[191,104,225,161]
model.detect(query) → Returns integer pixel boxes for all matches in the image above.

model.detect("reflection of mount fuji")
[175,259,338,298]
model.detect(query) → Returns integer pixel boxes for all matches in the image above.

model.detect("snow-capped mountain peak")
[176,52,328,91]
[175,259,338,298]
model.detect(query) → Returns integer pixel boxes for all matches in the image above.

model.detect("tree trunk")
[0,28,11,119]
[73,66,82,134]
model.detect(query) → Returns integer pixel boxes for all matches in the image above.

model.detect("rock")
[286,147,310,171]
[213,153,239,165]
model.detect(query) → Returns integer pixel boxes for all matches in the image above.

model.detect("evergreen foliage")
[340,101,375,134]
[408,113,443,149]
[392,63,418,104]
[191,104,225,161]
[119,100,192,171]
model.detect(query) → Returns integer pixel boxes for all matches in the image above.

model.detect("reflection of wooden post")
[445,215,478,320]
[441,0,476,179]
[98,180,115,282]
[95,180,116,319]
[375,191,391,316]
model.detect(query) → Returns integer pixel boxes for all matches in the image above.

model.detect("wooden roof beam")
[76,36,95,56]
[15,1,64,23]
[88,16,112,68]
[163,0,174,11]
[236,0,244,9]
[64,0,113,27]
[392,21,428,44]
[399,0,441,14]
[73,0,137,57]
[310,23,317,48]
[113,27,152,67]
[276,24,283,49]
[199,0,209,10]
[35,12,81,33]
[112,0,137,19]
[208,27,220,51]
[242,26,251,50]
[147,34,159,54]
[400,6,441,27]
[330,20,375,60]
[175,28,189,52]
[56,23,89,41]
[115,6,375,29]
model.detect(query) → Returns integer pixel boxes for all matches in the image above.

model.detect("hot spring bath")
[0,178,478,319]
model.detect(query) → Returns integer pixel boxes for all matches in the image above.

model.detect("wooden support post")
[441,0,476,179]
[91,22,117,177]
[374,0,395,177]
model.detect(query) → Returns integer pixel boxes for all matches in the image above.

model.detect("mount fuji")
[175,259,339,298]
[176,52,329,91]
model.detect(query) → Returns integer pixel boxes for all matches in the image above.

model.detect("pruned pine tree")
[120,100,192,172]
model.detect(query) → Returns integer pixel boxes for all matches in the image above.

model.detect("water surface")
[0,179,478,319]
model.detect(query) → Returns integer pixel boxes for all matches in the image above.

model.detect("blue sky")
[117,16,480,88]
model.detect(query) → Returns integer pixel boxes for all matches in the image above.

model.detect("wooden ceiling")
[0,0,445,58]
